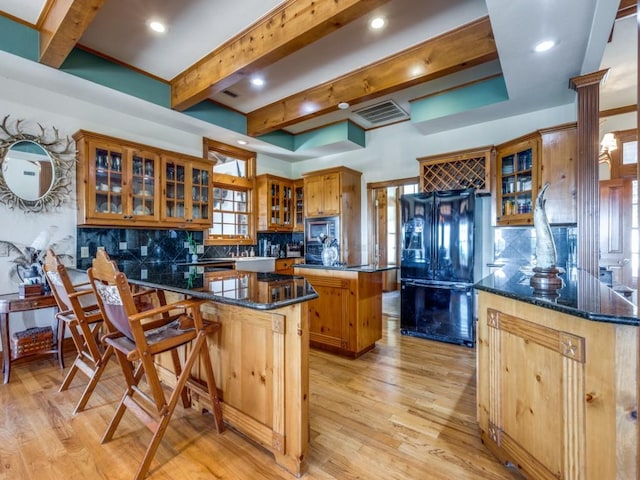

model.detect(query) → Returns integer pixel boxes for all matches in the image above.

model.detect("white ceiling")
[0,0,634,158]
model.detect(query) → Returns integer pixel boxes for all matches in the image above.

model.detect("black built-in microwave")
[304,216,339,264]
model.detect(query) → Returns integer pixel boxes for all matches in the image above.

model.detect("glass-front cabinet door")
[162,155,212,226]
[496,136,539,226]
[293,179,304,232]
[91,140,125,219]
[130,148,159,220]
[190,163,210,224]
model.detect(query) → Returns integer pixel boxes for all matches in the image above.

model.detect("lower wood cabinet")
[295,266,382,357]
[275,258,303,275]
[477,290,638,480]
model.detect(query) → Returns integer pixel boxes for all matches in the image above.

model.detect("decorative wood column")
[569,69,609,276]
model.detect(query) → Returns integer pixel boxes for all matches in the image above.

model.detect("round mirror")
[2,140,54,201]
[0,115,75,213]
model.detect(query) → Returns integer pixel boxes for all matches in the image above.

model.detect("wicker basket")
[11,326,54,358]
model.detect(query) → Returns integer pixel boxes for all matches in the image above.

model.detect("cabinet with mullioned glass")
[74,130,160,226]
[161,155,212,227]
[496,135,539,226]
[256,174,294,231]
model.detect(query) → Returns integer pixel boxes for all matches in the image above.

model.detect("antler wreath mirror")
[0,115,75,213]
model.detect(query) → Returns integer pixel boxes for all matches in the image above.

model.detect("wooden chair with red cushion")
[88,249,224,480]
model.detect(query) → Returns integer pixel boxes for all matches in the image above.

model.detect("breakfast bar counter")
[111,262,318,477]
[474,266,638,480]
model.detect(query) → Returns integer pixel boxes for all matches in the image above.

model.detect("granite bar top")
[294,264,398,273]
[75,261,318,311]
[474,264,639,326]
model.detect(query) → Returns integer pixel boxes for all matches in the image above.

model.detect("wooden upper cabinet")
[495,124,576,226]
[75,132,161,225]
[302,166,362,266]
[538,124,577,225]
[496,134,539,226]
[74,130,210,229]
[161,155,212,227]
[304,172,341,217]
[256,174,294,231]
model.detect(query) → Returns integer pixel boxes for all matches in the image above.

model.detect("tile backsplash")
[494,226,577,269]
[76,227,304,269]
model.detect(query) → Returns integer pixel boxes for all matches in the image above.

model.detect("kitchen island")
[294,264,396,358]
[114,262,318,477]
[474,265,639,480]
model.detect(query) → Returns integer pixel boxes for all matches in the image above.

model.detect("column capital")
[569,69,610,90]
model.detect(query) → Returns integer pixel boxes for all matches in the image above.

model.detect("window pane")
[622,141,638,165]
[210,152,247,177]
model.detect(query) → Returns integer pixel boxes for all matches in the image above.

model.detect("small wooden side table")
[0,292,62,384]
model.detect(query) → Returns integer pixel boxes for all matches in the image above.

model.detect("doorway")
[599,128,638,303]
[368,177,419,299]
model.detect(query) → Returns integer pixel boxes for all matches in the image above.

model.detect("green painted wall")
[411,75,508,123]
[0,16,38,61]
[61,48,170,107]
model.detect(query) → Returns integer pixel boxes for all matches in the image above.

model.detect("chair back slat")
[92,280,133,340]
[44,249,73,311]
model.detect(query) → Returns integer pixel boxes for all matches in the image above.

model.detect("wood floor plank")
[0,312,521,480]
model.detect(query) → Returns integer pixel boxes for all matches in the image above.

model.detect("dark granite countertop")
[474,264,638,326]
[75,261,318,311]
[294,264,398,273]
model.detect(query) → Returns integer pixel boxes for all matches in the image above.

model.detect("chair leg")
[102,351,140,444]
[169,349,190,409]
[56,318,66,369]
[134,332,213,479]
[73,345,114,414]
[199,335,224,433]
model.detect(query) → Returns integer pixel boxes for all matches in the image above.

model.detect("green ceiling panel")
[0,16,38,61]
[411,75,508,123]
[60,48,170,107]
[294,121,365,151]
[185,101,246,134]
[257,130,296,151]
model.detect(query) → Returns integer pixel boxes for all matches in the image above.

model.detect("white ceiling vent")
[353,100,408,125]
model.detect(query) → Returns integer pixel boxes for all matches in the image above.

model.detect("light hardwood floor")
[0,316,521,480]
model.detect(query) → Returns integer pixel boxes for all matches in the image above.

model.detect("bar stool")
[43,249,112,414]
[88,250,224,480]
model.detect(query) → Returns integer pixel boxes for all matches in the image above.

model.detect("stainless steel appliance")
[304,216,339,264]
[399,189,475,347]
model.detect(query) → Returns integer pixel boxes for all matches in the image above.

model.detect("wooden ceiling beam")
[246,17,498,137]
[170,0,390,111]
[39,0,105,68]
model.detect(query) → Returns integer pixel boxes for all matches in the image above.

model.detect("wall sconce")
[599,132,617,163]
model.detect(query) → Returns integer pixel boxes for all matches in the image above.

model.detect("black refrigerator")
[400,189,475,347]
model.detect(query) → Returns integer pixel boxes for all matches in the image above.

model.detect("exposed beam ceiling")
[38,0,104,68]
[246,17,497,136]
[170,0,390,111]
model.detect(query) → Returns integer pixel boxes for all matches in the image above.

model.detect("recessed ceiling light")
[370,17,385,30]
[237,140,248,145]
[251,77,265,87]
[534,40,555,53]
[149,21,166,33]
[338,102,350,110]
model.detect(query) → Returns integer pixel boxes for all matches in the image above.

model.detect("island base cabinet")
[296,267,383,358]
[155,301,310,477]
[476,291,638,480]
